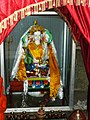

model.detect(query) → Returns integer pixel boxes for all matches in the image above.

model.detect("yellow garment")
[48,45,60,98]
[28,42,44,60]
[17,42,60,98]
[17,57,27,81]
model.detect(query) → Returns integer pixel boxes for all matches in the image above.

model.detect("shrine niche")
[1,11,75,113]
[10,20,61,101]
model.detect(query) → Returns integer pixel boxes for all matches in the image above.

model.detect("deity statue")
[0,76,7,120]
[11,21,61,100]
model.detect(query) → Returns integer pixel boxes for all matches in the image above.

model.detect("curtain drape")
[56,5,90,113]
[0,21,19,44]
[0,0,90,118]
[80,38,90,111]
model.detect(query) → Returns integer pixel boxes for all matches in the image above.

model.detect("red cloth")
[88,112,90,120]
[66,5,90,44]
[0,77,7,120]
[0,96,7,120]
[0,1,90,43]
[0,0,44,44]
[57,5,90,119]
[80,38,90,120]
[0,21,19,44]
[0,0,43,21]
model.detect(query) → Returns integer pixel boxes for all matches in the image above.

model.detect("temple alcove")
[2,11,75,111]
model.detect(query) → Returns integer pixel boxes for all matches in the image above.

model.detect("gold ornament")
[29,20,45,35]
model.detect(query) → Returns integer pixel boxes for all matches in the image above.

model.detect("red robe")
[0,95,7,120]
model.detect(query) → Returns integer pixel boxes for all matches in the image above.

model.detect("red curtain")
[80,37,90,113]
[0,0,44,44]
[57,5,90,113]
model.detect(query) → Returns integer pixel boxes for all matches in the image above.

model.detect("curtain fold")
[65,7,90,112]
[66,5,90,44]
[0,21,19,44]
[0,0,55,44]
[80,37,90,112]
[57,5,90,112]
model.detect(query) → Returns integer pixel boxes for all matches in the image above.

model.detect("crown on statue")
[29,20,45,35]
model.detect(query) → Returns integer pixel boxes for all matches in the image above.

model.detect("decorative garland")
[0,0,89,34]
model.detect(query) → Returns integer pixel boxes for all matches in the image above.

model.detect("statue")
[0,76,7,120]
[11,21,61,100]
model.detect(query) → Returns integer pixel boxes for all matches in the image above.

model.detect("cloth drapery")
[80,38,90,112]
[57,5,90,112]
[0,0,43,44]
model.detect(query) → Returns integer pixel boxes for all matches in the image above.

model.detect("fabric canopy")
[56,5,90,112]
[0,0,90,119]
[0,0,90,44]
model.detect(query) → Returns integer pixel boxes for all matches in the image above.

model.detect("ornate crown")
[29,20,45,35]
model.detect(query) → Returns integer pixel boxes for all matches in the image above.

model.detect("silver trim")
[0,42,5,89]
[32,11,58,15]
[69,40,76,108]
[63,22,67,86]
[5,106,72,113]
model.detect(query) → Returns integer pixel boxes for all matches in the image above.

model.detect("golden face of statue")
[29,21,44,35]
